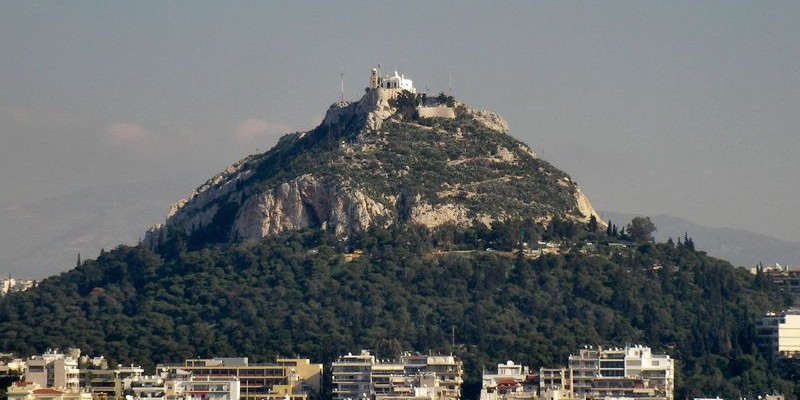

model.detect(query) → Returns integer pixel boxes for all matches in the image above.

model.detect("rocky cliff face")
[233,174,390,238]
[145,88,601,248]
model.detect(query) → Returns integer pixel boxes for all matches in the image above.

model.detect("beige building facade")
[757,309,800,358]
[80,364,144,400]
[7,382,91,400]
[24,352,80,391]
[159,358,321,400]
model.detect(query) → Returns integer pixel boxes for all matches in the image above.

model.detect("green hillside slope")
[0,223,794,399]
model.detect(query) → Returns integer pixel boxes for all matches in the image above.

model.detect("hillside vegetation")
[0,221,795,399]
[2,91,796,399]
[151,94,598,248]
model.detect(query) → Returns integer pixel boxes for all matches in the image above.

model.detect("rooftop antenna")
[448,72,453,96]
[451,325,455,356]
[340,67,345,103]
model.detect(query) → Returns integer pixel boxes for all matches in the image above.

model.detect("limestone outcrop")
[233,174,389,239]
[463,108,509,133]
[146,86,603,248]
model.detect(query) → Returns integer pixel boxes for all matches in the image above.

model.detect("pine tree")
[755,262,767,289]
[683,232,695,251]
[588,215,599,232]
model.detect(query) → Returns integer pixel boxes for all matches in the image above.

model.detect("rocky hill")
[145,88,600,248]
[0,82,797,399]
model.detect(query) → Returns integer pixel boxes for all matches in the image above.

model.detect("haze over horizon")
[2,2,799,276]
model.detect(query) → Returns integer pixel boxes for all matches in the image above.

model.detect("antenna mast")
[451,325,455,356]
[340,68,345,103]
[448,72,453,96]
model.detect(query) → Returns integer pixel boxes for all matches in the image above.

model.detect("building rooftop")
[33,388,64,395]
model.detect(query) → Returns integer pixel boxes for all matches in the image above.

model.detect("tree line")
[0,219,794,399]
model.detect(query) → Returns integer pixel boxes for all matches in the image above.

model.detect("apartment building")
[479,361,537,400]
[170,377,241,400]
[331,351,374,400]
[127,375,167,399]
[159,357,321,400]
[567,345,674,400]
[538,367,570,395]
[332,351,463,400]
[568,347,600,398]
[763,269,800,303]
[24,351,80,391]
[79,364,144,400]
[756,309,800,359]
[6,381,92,400]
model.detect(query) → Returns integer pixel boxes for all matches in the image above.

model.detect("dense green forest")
[0,220,796,399]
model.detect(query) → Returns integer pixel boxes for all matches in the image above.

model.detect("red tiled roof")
[33,388,63,395]
[16,381,36,387]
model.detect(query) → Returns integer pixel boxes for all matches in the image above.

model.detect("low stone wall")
[417,106,456,119]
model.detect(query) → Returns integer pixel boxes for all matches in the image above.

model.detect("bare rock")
[464,108,509,133]
[233,174,391,239]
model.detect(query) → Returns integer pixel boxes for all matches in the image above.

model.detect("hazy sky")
[2,1,799,243]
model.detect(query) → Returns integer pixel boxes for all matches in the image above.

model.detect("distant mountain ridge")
[602,211,800,269]
[0,175,211,279]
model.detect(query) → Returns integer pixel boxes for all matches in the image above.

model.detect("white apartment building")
[80,364,144,400]
[756,309,800,358]
[332,351,375,400]
[127,375,168,399]
[24,351,80,390]
[171,377,241,400]
[1,277,35,296]
[332,351,462,400]
[568,345,674,400]
[479,361,536,400]
[90,373,241,400]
